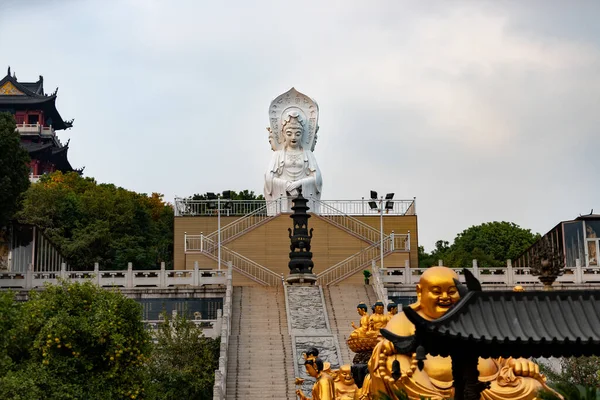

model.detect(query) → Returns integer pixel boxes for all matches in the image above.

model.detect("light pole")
[368,191,394,269]
[208,191,231,271]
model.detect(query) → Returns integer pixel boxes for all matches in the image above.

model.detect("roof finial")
[7,66,10,76]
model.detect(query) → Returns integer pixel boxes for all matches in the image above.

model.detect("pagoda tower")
[0,66,81,181]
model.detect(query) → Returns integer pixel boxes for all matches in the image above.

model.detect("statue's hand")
[296,388,307,399]
[351,322,358,329]
[287,180,302,192]
[508,357,541,379]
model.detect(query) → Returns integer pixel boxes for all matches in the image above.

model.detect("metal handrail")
[174,197,416,216]
[312,199,388,245]
[200,236,280,286]
[317,239,393,286]
[204,203,273,247]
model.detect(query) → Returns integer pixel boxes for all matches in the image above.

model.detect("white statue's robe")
[264,149,322,214]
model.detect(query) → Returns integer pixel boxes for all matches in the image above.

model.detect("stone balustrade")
[213,265,233,400]
[0,262,227,290]
[145,313,223,339]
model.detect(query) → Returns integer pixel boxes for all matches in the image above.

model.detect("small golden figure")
[385,302,398,323]
[349,302,370,338]
[348,302,379,353]
[333,364,358,400]
[368,301,387,332]
[296,355,335,400]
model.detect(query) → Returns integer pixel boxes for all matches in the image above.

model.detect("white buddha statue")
[264,88,323,214]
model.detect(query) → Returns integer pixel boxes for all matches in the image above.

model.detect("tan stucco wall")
[174,214,418,286]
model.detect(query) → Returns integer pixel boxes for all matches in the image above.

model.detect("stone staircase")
[322,284,377,365]
[226,286,296,399]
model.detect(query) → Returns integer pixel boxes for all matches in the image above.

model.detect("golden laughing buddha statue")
[357,267,559,400]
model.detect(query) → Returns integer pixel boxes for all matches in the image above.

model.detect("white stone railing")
[145,314,222,339]
[213,265,233,400]
[0,262,227,289]
[175,197,416,217]
[371,262,389,306]
[379,261,600,287]
[16,123,54,136]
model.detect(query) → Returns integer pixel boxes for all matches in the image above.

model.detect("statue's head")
[357,302,368,315]
[304,357,324,378]
[282,112,304,150]
[337,364,355,386]
[416,266,460,320]
[373,301,384,315]
[387,302,398,315]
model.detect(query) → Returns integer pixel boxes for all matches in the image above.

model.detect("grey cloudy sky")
[2,0,599,251]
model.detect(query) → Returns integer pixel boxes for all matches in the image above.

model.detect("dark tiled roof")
[0,73,72,130]
[400,290,600,359]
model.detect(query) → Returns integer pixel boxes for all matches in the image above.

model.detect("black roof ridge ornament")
[7,65,10,76]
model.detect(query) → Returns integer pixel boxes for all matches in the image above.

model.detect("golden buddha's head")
[416,266,460,320]
[373,301,384,315]
[337,364,355,386]
[387,302,398,315]
[304,358,324,378]
[357,302,368,316]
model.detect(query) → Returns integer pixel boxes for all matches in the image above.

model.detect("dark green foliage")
[17,172,173,270]
[419,222,540,268]
[191,190,264,200]
[0,281,152,399]
[146,312,220,400]
[0,112,30,228]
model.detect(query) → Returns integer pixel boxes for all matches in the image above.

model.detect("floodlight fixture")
[384,193,395,210]
[370,190,378,200]
[368,201,378,210]
[222,190,232,199]
[206,192,218,209]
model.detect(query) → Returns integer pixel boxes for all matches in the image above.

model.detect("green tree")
[444,222,540,268]
[146,312,220,400]
[16,172,173,270]
[0,281,152,399]
[419,240,450,268]
[0,112,30,228]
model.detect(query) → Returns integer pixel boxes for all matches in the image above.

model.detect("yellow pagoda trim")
[0,81,24,95]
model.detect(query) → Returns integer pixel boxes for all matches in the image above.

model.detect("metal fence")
[175,197,416,217]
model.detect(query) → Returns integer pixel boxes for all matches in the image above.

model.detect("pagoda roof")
[0,68,73,130]
[21,139,80,174]
[385,288,600,360]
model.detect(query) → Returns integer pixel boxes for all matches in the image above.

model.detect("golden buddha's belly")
[424,355,453,382]
[423,355,498,383]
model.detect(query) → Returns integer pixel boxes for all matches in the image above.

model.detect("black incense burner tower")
[286,187,317,284]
